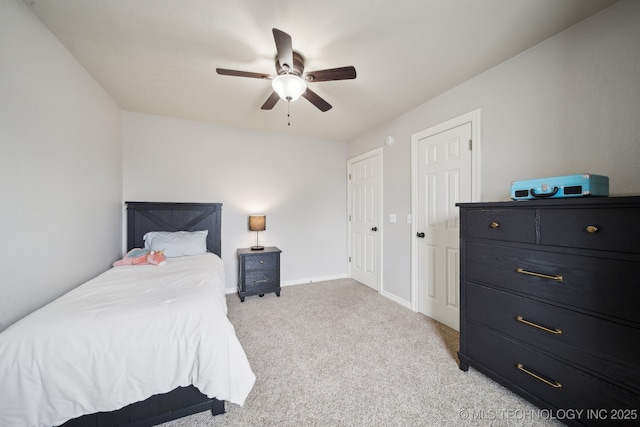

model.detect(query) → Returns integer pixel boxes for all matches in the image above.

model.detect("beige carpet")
[162,279,563,426]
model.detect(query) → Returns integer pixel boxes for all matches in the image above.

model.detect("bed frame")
[62,202,225,427]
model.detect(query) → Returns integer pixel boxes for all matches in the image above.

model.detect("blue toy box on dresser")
[510,173,609,200]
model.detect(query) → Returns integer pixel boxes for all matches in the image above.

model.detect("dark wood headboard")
[126,202,222,257]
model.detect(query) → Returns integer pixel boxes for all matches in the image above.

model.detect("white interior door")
[348,150,381,291]
[415,122,472,331]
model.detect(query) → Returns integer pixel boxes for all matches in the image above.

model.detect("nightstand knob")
[260,260,264,264]
[490,221,500,228]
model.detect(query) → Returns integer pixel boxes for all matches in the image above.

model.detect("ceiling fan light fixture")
[272,73,306,102]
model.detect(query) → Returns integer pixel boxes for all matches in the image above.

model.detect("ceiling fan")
[216,28,356,112]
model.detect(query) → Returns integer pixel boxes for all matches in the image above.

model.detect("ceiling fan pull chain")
[287,101,291,126]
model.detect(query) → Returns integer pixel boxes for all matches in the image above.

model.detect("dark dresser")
[237,247,281,302]
[457,196,640,426]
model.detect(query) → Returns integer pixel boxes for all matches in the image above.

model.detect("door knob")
[417,232,425,238]
[371,227,378,232]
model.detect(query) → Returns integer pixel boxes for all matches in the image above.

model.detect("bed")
[0,202,255,427]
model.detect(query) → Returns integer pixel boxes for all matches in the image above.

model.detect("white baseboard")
[380,289,412,310]
[280,273,349,287]
[225,273,349,295]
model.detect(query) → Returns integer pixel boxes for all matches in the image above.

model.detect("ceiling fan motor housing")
[277,51,305,77]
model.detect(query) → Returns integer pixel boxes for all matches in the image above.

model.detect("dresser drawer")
[466,283,640,393]
[244,252,279,270]
[540,208,640,254]
[465,209,536,243]
[466,243,640,324]
[466,323,640,421]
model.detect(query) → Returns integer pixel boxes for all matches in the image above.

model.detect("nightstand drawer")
[466,283,640,393]
[466,323,640,417]
[243,270,278,288]
[466,243,640,323]
[540,208,640,254]
[244,253,278,270]
[465,209,536,243]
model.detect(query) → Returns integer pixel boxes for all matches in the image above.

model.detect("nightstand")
[237,246,281,302]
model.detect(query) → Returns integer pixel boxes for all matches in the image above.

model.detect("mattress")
[0,253,255,427]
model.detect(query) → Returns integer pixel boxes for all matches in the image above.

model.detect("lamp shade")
[271,74,306,101]
[249,215,266,231]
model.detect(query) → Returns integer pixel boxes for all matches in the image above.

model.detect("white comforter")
[0,253,255,427]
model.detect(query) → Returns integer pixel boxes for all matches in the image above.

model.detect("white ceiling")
[25,0,617,142]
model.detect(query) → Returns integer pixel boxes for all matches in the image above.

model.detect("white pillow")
[143,230,208,258]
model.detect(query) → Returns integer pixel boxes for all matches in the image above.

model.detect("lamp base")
[251,246,265,251]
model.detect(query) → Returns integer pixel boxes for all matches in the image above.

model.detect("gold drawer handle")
[516,315,563,335]
[586,225,599,233]
[516,268,563,282]
[516,363,562,389]
[490,221,500,228]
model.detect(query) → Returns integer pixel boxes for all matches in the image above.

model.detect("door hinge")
[469,139,472,150]
[348,215,351,221]
[348,173,351,180]
[348,256,351,262]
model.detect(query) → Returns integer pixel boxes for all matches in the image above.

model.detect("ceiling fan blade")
[302,88,332,112]
[261,91,280,110]
[272,28,294,72]
[216,68,272,80]
[304,66,356,82]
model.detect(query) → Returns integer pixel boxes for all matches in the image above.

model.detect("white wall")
[0,0,123,331]
[348,0,640,304]
[123,112,348,292]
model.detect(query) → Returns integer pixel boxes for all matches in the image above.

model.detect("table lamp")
[248,215,266,250]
